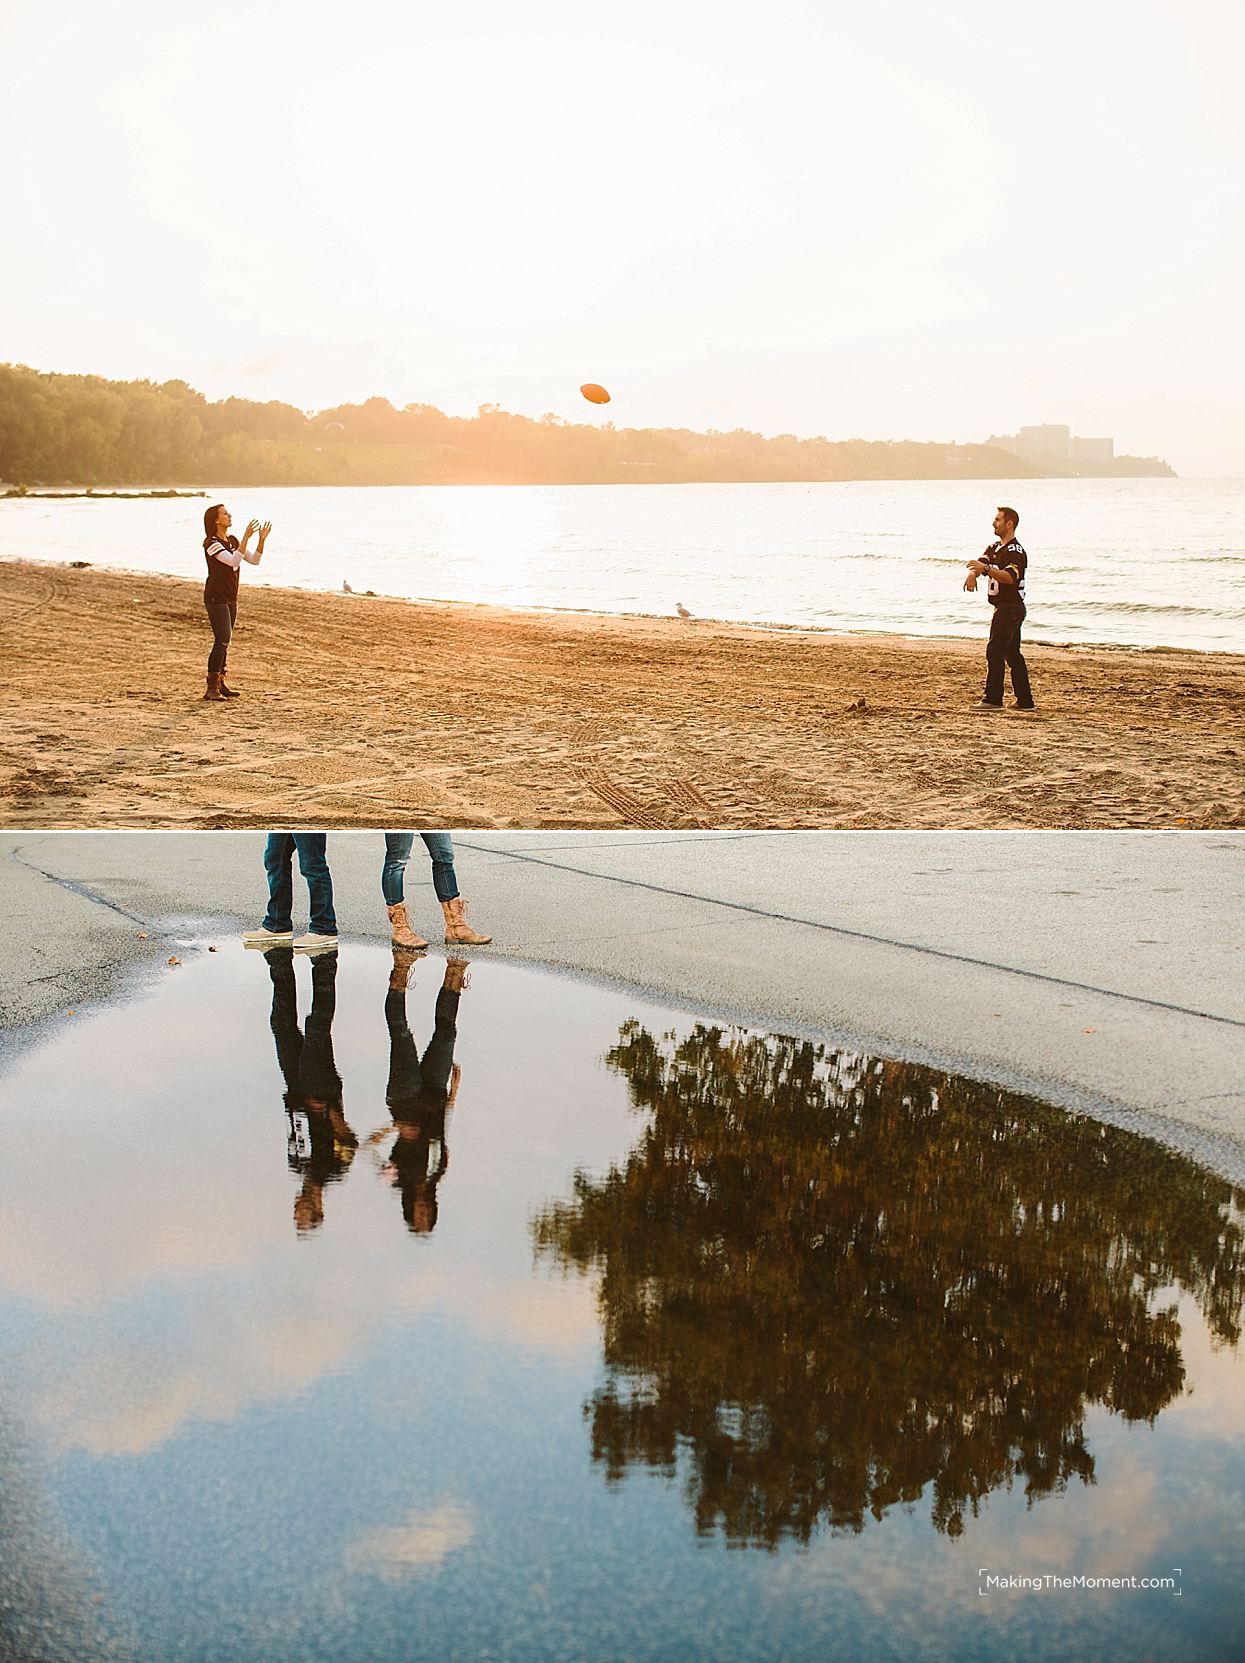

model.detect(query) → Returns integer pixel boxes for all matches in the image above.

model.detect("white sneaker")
[293,932,339,953]
[243,926,294,946]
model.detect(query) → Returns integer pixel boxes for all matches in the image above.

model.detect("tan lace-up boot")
[387,902,428,950]
[441,898,491,945]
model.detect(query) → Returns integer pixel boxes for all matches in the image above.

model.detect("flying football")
[580,383,610,405]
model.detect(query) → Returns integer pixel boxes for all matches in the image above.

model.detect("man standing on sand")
[964,506,1035,712]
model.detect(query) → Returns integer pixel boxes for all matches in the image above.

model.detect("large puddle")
[1,943,1242,1663]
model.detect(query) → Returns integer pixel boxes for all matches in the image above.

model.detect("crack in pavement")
[455,842,1245,1031]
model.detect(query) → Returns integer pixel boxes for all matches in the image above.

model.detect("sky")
[3,0,1243,474]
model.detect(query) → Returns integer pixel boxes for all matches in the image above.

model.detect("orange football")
[580,382,611,405]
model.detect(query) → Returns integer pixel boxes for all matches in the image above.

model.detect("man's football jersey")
[987,538,1027,607]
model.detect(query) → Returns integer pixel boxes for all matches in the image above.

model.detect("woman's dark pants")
[206,602,236,675]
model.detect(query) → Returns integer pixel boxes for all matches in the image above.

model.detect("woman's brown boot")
[387,902,428,949]
[442,898,491,945]
[218,675,241,698]
[203,673,225,701]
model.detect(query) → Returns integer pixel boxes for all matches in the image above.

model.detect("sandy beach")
[2,557,1243,830]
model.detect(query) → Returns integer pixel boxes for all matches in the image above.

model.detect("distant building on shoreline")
[986,422,1173,478]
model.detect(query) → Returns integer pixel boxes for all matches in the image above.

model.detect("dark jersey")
[986,538,1026,609]
[203,536,241,605]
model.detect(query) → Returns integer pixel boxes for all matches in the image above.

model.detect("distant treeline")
[0,362,1167,487]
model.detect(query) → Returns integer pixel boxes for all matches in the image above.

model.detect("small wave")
[1051,599,1245,619]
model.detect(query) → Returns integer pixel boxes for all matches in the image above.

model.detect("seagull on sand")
[676,602,692,620]
[342,580,353,593]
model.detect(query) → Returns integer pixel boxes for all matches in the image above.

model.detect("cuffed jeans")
[983,607,1034,707]
[263,833,338,935]
[382,833,459,905]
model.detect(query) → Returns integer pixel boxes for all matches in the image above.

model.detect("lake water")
[2,477,1243,653]
[1,942,1242,1663]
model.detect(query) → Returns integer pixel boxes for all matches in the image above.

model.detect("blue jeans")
[382,833,458,905]
[263,834,337,935]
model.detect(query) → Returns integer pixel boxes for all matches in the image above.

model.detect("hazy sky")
[4,0,1242,473]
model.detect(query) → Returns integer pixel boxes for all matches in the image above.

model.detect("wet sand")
[2,558,1243,829]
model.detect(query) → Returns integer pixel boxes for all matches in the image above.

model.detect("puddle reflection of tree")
[533,1022,1245,1549]
[264,947,467,1236]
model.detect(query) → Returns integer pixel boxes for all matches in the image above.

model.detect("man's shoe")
[1011,702,1036,711]
[971,700,1004,713]
[293,932,339,953]
[243,925,294,946]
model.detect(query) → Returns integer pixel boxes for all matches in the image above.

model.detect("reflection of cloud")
[29,1259,599,1459]
[32,1261,400,1456]
[345,1503,475,1581]
[1161,1292,1245,1441]
[460,1270,599,1358]
[762,1449,1173,1650]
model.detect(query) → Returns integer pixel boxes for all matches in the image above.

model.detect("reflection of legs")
[263,834,296,933]
[300,953,342,1105]
[294,834,337,936]
[420,983,461,1098]
[266,949,302,1101]
[385,984,424,1105]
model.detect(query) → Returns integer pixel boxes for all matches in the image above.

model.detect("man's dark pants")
[262,833,338,936]
[984,606,1034,708]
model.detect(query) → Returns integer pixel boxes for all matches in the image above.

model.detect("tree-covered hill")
[0,363,1171,487]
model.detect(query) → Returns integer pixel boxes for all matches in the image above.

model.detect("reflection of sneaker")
[293,932,338,953]
[243,925,294,945]
[971,700,1004,713]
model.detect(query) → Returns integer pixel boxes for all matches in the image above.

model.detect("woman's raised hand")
[245,518,261,539]
[258,521,273,545]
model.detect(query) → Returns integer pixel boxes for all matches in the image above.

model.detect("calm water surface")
[2,477,1243,651]
[1,944,1243,1662]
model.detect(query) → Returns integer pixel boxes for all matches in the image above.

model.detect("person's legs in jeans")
[263,834,296,932]
[383,833,415,906]
[293,834,337,936]
[420,833,459,902]
[206,603,233,674]
[983,610,1013,705]
[1005,619,1034,707]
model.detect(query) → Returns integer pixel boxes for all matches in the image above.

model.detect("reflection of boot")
[443,956,471,993]
[442,898,491,945]
[203,673,225,701]
[387,902,428,949]
[390,946,424,991]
